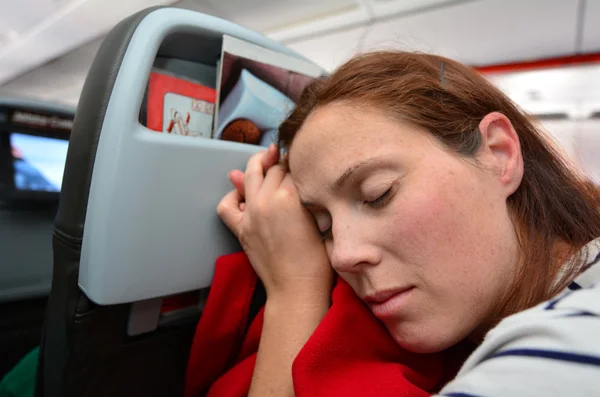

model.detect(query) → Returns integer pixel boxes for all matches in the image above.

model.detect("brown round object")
[221,119,261,144]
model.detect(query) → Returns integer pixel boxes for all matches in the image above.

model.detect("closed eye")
[320,188,393,240]
[366,188,393,209]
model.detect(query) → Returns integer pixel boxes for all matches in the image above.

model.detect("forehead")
[291,104,390,158]
[288,105,431,185]
[290,105,383,166]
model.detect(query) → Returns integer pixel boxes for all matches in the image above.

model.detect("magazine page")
[213,35,323,147]
[147,69,217,138]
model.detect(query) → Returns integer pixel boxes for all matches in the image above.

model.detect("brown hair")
[278,51,600,324]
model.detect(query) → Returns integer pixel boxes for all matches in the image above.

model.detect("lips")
[363,286,415,319]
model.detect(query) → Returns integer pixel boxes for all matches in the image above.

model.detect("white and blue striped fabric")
[438,238,600,397]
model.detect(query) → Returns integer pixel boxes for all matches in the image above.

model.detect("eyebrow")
[300,158,381,208]
[334,158,379,191]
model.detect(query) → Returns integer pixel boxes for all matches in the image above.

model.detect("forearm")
[248,292,330,397]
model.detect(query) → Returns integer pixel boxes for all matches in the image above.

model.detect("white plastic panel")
[581,0,600,53]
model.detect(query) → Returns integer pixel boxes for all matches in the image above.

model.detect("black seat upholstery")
[35,8,196,397]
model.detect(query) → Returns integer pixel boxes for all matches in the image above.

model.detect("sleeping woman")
[218,51,600,397]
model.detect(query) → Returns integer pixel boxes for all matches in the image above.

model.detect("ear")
[477,112,524,196]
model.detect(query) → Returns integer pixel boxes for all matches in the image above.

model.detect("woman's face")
[288,104,523,353]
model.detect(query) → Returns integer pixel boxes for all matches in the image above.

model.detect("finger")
[260,164,287,195]
[231,145,279,198]
[217,189,244,236]
[229,170,245,198]
[279,173,300,198]
[261,144,280,172]
[244,150,269,201]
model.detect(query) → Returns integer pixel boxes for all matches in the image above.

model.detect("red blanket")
[185,252,452,397]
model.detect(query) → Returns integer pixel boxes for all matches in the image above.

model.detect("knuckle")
[217,194,229,212]
[217,198,235,219]
[276,185,296,201]
[216,200,226,215]
[254,200,271,217]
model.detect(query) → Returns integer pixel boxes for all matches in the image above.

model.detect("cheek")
[386,167,501,288]
[388,178,468,255]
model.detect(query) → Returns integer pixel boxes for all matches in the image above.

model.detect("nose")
[328,219,379,273]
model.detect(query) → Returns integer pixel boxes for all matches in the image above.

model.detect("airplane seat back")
[35,7,324,397]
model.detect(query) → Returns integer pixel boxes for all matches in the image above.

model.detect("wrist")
[266,281,332,305]
[265,289,331,317]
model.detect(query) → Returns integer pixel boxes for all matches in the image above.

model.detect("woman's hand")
[218,144,332,396]
[218,144,333,396]
[217,144,333,301]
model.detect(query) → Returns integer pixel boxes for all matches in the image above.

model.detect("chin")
[387,324,461,354]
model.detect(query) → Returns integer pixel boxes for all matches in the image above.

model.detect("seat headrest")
[61,7,325,305]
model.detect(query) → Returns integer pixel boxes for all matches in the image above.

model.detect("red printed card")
[147,71,217,138]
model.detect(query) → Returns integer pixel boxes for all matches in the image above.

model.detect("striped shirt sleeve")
[436,248,600,397]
